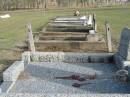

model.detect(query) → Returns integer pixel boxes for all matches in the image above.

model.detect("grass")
[0,6,130,82]
[0,7,130,50]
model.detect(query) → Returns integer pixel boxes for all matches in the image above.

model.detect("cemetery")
[0,12,130,96]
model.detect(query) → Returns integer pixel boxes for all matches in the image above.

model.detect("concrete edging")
[22,52,114,63]
[3,61,24,81]
[0,61,24,93]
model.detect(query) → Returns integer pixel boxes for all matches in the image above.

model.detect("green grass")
[0,7,130,77]
[0,7,130,50]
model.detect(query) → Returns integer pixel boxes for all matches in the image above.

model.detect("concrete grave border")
[0,61,24,93]
[22,51,114,64]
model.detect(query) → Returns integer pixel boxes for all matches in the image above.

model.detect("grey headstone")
[118,28,130,60]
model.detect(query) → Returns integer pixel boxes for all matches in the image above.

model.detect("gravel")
[1,94,130,97]
[7,62,130,94]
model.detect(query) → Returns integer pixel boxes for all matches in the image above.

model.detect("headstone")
[118,28,130,60]
[87,15,93,25]
[105,21,112,52]
[27,23,35,52]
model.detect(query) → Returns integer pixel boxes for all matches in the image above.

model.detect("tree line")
[0,0,129,11]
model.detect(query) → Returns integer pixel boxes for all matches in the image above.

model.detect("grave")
[46,15,95,32]
[32,15,108,52]
[1,50,130,94]
[1,27,130,94]
[1,18,130,96]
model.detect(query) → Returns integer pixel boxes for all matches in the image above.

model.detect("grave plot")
[1,52,130,94]
[1,28,130,95]
[1,15,129,96]
[32,15,109,52]
[46,15,95,32]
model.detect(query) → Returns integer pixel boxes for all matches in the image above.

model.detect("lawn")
[0,6,130,82]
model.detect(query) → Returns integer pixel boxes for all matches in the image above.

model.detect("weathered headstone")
[105,21,112,52]
[118,28,130,60]
[115,28,130,69]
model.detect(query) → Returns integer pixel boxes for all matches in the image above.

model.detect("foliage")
[0,0,128,11]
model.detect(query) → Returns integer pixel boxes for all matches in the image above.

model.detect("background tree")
[0,0,128,11]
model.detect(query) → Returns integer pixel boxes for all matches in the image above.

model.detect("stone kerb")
[3,61,24,81]
[22,52,114,63]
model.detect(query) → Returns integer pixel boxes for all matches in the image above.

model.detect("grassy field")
[0,6,130,81]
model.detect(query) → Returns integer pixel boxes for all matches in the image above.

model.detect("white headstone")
[87,15,93,25]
